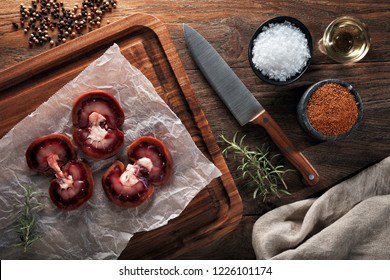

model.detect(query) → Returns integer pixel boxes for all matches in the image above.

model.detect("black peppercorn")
[19,0,118,47]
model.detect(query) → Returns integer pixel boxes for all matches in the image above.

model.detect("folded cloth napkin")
[252,156,390,259]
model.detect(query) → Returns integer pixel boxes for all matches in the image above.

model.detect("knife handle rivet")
[262,117,269,124]
[308,174,315,181]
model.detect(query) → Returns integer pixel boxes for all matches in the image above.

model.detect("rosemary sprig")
[219,132,291,201]
[15,186,42,252]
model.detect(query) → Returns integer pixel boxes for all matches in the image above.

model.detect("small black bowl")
[297,79,364,141]
[248,16,313,86]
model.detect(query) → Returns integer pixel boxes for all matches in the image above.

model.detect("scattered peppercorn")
[17,0,118,48]
[306,83,359,136]
[12,22,19,30]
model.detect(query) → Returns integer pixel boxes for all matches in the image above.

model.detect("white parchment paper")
[0,44,221,259]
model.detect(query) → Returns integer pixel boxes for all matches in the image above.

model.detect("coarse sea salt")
[251,21,311,82]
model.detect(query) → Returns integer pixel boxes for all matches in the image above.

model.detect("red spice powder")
[306,83,359,136]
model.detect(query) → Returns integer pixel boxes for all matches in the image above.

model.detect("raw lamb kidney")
[127,136,173,186]
[102,136,173,208]
[26,134,94,210]
[72,91,125,160]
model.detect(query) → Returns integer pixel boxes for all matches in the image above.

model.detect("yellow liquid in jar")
[322,17,370,63]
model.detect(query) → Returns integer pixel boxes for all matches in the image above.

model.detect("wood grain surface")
[1,0,389,259]
[0,13,243,260]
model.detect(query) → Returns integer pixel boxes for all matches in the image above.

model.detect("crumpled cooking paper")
[0,44,222,259]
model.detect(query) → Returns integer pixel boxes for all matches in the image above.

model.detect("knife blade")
[183,24,319,186]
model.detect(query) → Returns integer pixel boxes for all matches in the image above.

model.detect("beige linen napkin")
[252,156,390,259]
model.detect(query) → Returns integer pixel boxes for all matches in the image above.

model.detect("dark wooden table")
[1,0,389,259]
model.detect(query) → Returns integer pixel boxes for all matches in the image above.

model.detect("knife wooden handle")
[252,110,319,186]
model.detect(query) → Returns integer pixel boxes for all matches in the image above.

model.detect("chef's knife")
[183,24,319,186]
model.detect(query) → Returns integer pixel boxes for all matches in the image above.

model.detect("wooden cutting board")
[0,13,242,259]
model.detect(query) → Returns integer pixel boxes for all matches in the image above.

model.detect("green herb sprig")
[16,186,42,252]
[219,132,291,201]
